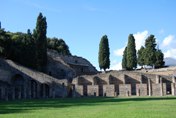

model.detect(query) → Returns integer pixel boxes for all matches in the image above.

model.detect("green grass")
[0,96,176,118]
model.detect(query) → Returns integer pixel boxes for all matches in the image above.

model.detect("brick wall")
[136,84,147,96]
[119,84,131,96]
[87,85,99,96]
[103,85,115,97]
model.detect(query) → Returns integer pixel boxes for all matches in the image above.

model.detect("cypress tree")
[137,46,145,68]
[98,35,110,71]
[126,34,137,70]
[144,35,156,67]
[155,49,165,68]
[122,47,127,70]
[34,12,47,71]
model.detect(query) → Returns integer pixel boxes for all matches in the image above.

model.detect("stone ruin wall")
[47,50,97,76]
[72,71,176,97]
[0,59,69,101]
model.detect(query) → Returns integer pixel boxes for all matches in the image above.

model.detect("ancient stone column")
[172,76,175,83]
[37,83,41,98]
[49,86,52,98]
[123,74,126,84]
[5,87,8,101]
[171,83,175,96]
[172,76,176,96]
[160,77,163,96]
[156,75,160,84]
[148,78,151,96]
[18,87,21,99]
[43,85,46,98]
[12,87,15,100]
[28,82,31,99]
[33,83,36,98]
[140,74,142,84]
[52,89,55,98]
[23,85,27,99]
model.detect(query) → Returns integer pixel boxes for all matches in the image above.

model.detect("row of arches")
[0,74,52,100]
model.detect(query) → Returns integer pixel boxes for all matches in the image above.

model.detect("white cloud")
[133,30,149,50]
[161,35,176,60]
[164,49,176,58]
[162,35,174,47]
[113,47,125,56]
[113,30,149,58]
[111,61,122,70]
[112,30,149,70]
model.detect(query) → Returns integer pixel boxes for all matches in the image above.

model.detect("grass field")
[0,96,176,118]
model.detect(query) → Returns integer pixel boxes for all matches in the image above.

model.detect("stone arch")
[93,76,107,96]
[11,74,25,99]
[0,81,8,100]
[78,77,92,96]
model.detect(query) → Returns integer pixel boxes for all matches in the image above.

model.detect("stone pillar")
[12,87,15,100]
[140,75,142,84]
[172,76,176,96]
[5,87,8,101]
[32,83,35,98]
[148,78,151,96]
[156,75,160,84]
[43,85,46,98]
[123,74,126,84]
[28,82,31,99]
[171,83,176,96]
[160,77,163,96]
[49,86,52,98]
[23,85,27,99]
[52,89,55,99]
[172,76,176,83]
[18,87,21,99]
[37,83,41,98]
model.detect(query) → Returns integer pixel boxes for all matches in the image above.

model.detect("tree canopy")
[122,47,127,70]
[47,38,71,55]
[137,46,145,67]
[98,35,110,71]
[0,13,71,70]
[126,34,137,70]
[34,12,47,71]
[137,35,165,68]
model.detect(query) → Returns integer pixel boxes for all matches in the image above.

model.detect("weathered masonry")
[72,71,176,97]
[0,50,98,101]
[0,59,68,101]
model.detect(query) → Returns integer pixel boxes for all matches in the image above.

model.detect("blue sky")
[1,0,176,70]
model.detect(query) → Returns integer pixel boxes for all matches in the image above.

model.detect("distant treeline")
[0,13,71,71]
[122,34,165,70]
[98,34,165,71]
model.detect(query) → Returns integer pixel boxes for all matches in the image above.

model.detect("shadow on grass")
[0,96,176,114]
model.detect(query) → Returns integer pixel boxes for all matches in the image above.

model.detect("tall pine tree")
[144,35,156,67]
[137,46,145,68]
[126,34,137,70]
[34,13,47,71]
[98,35,110,71]
[155,49,165,68]
[122,47,127,70]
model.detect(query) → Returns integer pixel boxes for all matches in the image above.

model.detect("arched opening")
[93,76,107,96]
[12,74,25,99]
